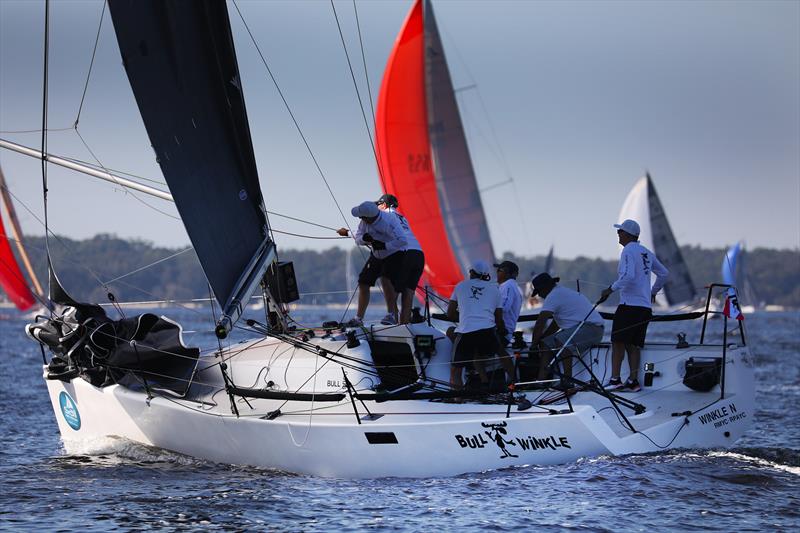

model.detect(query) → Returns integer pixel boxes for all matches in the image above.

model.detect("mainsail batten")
[108,0,271,328]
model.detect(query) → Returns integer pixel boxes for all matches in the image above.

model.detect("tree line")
[12,235,799,308]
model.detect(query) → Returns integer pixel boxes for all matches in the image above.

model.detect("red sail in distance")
[0,213,35,310]
[375,0,463,298]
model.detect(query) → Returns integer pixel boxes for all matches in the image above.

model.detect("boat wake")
[58,436,206,468]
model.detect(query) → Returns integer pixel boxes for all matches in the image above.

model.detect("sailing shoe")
[605,377,624,391]
[380,313,398,325]
[621,378,642,393]
[345,317,363,328]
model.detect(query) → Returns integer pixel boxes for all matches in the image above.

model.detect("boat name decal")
[59,391,81,431]
[697,402,747,429]
[454,421,571,459]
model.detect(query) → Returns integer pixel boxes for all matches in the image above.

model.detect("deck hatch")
[365,432,398,444]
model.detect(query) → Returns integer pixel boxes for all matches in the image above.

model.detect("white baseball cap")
[614,219,640,236]
[469,260,492,277]
[351,201,380,218]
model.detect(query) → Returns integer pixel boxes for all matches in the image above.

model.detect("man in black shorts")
[377,194,425,324]
[337,201,407,326]
[446,260,515,391]
[599,219,669,392]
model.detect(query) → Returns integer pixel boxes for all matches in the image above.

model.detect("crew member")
[494,260,523,345]
[599,219,669,392]
[337,201,407,327]
[529,273,604,384]
[446,260,516,392]
[376,194,425,325]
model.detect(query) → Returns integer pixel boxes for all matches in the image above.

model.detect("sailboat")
[12,0,753,478]
[375,0,495,298]
[722,242,758,314]
[618,173,697,308]
[0,165,44,312]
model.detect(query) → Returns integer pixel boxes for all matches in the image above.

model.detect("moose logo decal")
[455,421,572,459]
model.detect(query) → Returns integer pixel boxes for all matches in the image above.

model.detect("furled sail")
[108,0,274,335]
[618,173,696,306]
[375,0,494,297]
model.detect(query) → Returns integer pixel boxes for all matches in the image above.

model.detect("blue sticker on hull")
[59,391,81,430]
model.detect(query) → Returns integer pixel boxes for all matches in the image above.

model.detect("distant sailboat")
[618,173,697,307]
[722,241,759,313]
[375,0,495,297]
[0,165,43,311]
[543,245,554,275]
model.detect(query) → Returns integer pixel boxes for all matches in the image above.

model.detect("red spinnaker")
[375,0,463,298]
[0,214,35,310]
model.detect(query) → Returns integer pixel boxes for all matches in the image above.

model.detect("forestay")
[108,0,273,333]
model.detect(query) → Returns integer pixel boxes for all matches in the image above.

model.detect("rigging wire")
[74,0,106,128]
[329,0,386,191]
[40,0,51,303]
[352,0,382,173]
[230,0,355,238]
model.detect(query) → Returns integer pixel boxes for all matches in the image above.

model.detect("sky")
[0,0,798,262]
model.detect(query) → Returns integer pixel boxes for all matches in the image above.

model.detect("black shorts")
[402,250,425,291]
[452,328,499,368]
[611,304,652,347]
[357,252,405,292]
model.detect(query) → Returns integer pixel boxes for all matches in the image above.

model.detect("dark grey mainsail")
[646,174,697,305]
[423,1,495,270]
[108,0,274,336]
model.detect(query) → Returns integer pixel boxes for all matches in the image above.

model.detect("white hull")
[44,323,754,478]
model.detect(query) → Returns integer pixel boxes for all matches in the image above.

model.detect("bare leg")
[473,359,489,384]
[450,365,464,390]
[557,347,575,378]
[537,345,555,380]
[356,283,370,319]
[379,277,398,318]
[626,344,641,381]
[611,341,626,379]
[498,353,516,384]
[399,288,414,324]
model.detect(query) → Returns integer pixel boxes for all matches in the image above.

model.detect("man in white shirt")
[530,273,604,384]
[494,260,523,345]
[377,194,425,325]
[446,260,516,391]
[336,201,407,327]
[599,219,669,392]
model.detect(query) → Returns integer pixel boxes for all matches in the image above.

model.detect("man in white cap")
[599,219,669,392]
[337,201,407,327]
[376,193,425,325]
[446,260,516,392]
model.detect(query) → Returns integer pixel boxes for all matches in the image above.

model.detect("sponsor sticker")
[59,391,81,431]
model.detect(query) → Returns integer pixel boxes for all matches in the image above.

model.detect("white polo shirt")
[450,278,502,334]
[541,285,604,329]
